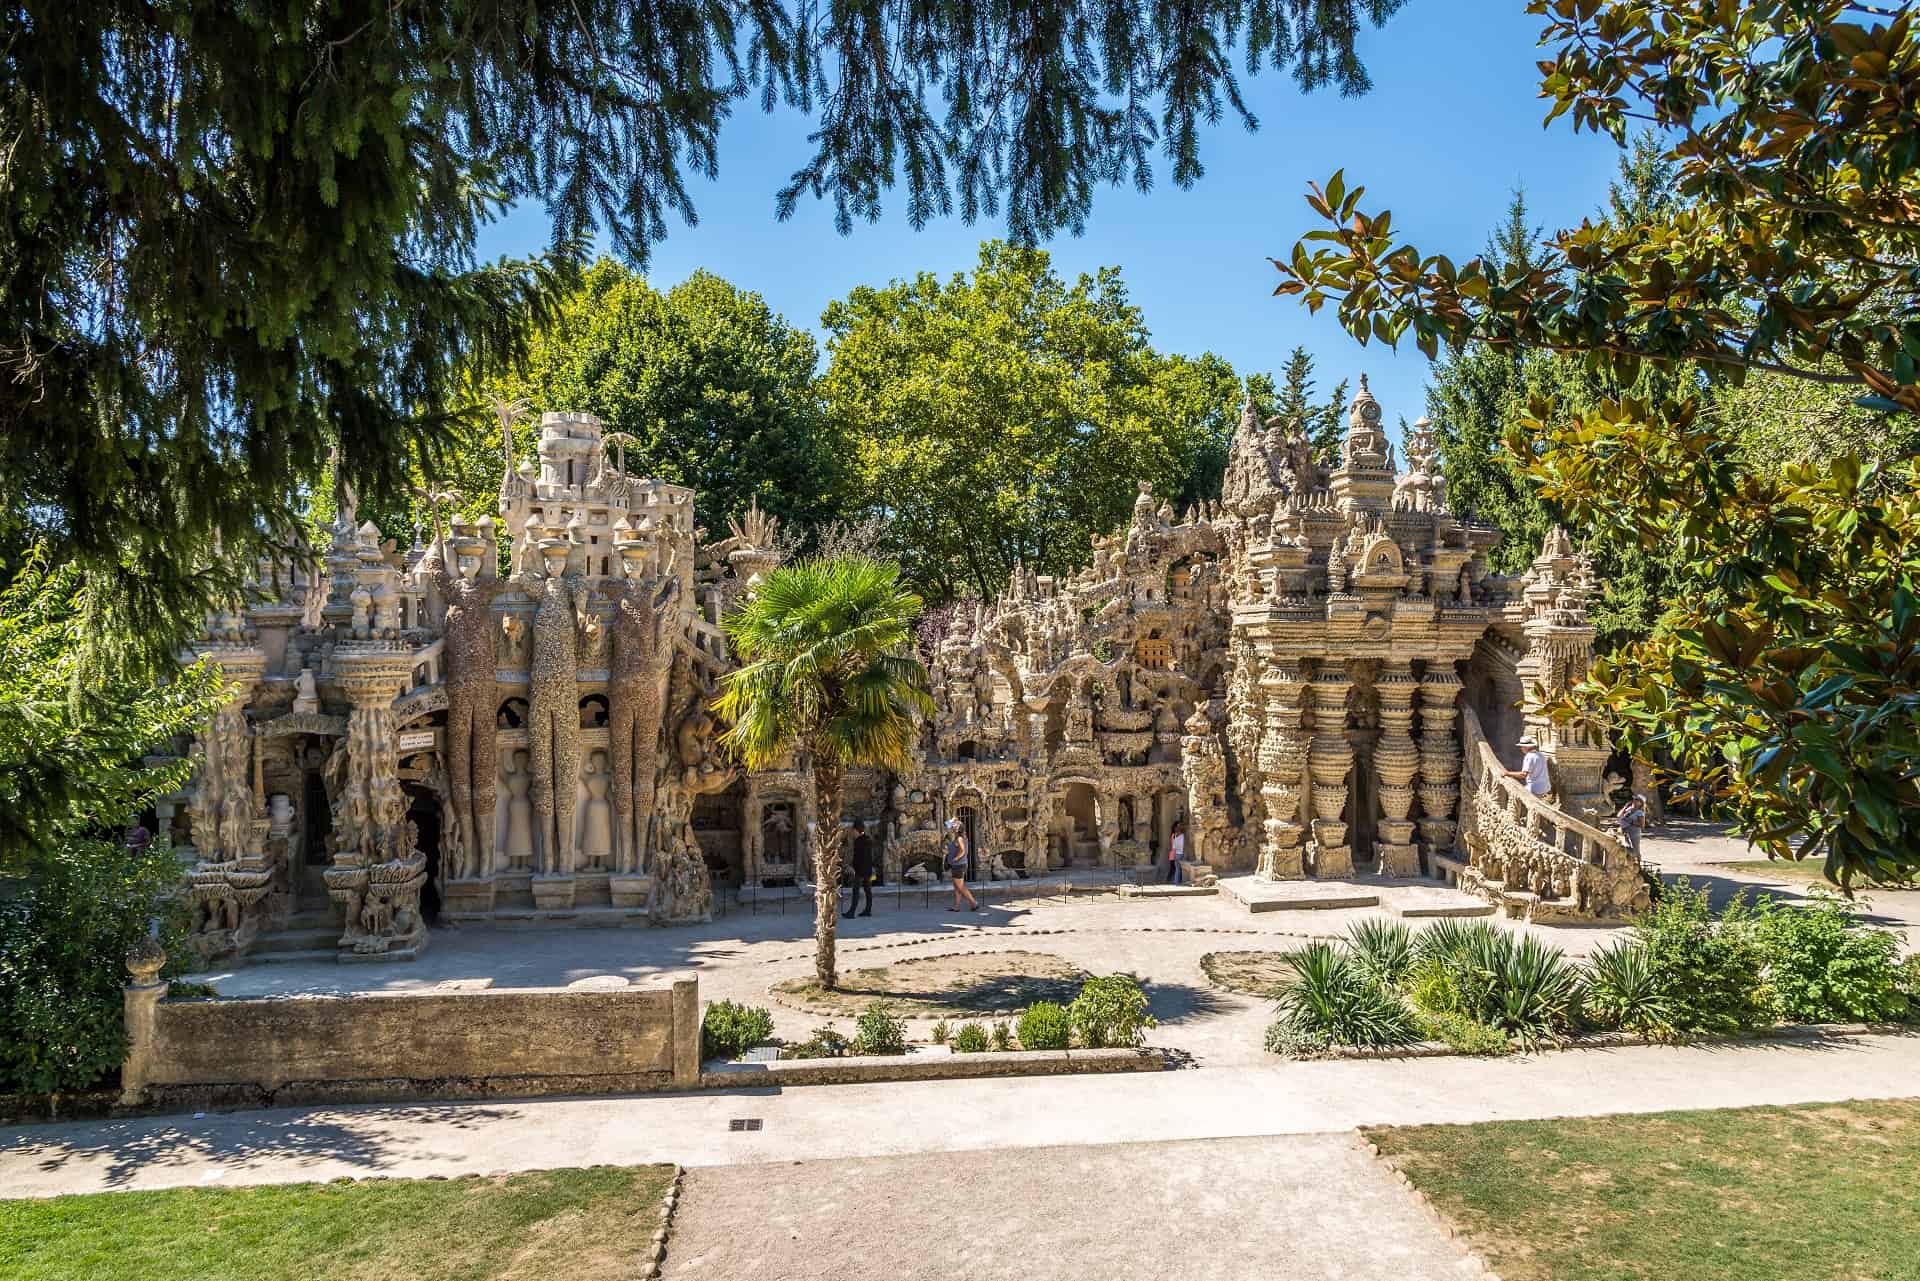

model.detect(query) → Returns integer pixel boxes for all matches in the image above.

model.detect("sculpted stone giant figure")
[609,531,680,874]
[425,522,498,880]
[526,532,586,877]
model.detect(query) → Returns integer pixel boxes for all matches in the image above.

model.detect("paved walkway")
[5,1032,1915,1198]
[665,1136,1479,1281]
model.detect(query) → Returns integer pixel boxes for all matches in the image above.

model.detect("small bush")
[990,1021,1012,1051]
[931,1019,950,1045]
[164,981,218,1000]
[950,1021,990,1053]
[1263,1019,1330,1058]
[1346,919,1416,986]
[783,1024,851,1059]
[1754,895,1910,1024]
[1069,973,1156,1048]
[1270,942,1420,1050]
[701,1000,775,1061]
[1628,882,1773,1037]
[1900,954,1920,1009]
[851,1001,908,1055]
[1419,1011,1510,1056]
[1017,1001,1071,1050]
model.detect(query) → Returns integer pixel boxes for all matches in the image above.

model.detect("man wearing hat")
[1504,735,1553,799]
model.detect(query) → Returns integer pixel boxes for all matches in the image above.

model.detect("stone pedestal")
[608,873,652,908]
[442,877,498,916]
[532,875,577,911]
[1307,666,1353,878]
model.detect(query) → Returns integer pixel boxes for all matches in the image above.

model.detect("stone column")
[1307,665,1355,878]
[119,935,168,1107]
[1418,667,1464,860]
[183,645,272,962]
[1255,663,1309,880]
[327,647,428,958]
[1373,663,1421,877]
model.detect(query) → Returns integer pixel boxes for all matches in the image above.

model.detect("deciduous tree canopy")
[821,241,1250,602]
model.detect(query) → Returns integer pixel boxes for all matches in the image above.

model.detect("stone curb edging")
[1352,1133,1503,1281]
[765,922,1345,967]
[644,1163,685,1280]
[1305,1020,1913,1061]
[699,1046,1165,1089]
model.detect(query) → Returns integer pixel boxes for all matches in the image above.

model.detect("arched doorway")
[1058,781,1098,866]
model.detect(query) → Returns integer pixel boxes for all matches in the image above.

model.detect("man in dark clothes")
[843,819,876,918]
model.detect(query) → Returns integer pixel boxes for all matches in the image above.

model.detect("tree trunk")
[812,755,845,989]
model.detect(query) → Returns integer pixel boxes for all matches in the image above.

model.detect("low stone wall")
[701,1046,1165,1088]
[120,971,700,1110]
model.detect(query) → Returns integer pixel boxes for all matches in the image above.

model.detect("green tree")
[822,240,1246,602]
[1271,347,1348,461]
[1272,1,1920,882]
[0,548,225,1092]
[443,262,845,542]
[6,1,1407,676]
[716,558,933,987]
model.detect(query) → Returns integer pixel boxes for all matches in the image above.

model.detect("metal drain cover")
[728,1117,763,1132]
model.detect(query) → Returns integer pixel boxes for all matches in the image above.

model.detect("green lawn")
[1367,1100,1920,1281]
[0,1165,675,1281]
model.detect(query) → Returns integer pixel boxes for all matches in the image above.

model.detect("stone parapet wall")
[120,973,699,1110]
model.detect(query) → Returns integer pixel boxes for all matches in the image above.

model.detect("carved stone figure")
[526,548,585,877]
[579,749,613,869]
[501,749,535,868]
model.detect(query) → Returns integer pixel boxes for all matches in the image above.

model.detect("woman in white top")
[1166,819,1186,885]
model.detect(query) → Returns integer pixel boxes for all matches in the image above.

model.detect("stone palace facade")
[166,385,1646,964]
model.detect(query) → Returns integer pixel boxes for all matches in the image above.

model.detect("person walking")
[1615,793,1648,858]
[1503,735,1553,798]
[944,818,979,912]
[1166,819,1186,885]
[843,819,876,918]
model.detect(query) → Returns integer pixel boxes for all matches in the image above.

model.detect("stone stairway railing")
[1448,704,1650,921]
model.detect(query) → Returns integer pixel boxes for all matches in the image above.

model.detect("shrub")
[1418,1011,1510,1056]
[851,1001,908,1055]
[701,1000,776,1061]
[0,836,191,1095]
[1269,942,1420,1050]
[1345,919,1416,987]
[1900,954,1920,1008]
[1263,1019,1330,1058]
[1627,882,1773,1037]
[164,981,218,1000]
[931,1019,950,1045]
[1585,938,1672,1035]
[1069,974,1156,1048]
[783,1025,851,1059]
[1753,895,1910,1024]
[949,1021,990,1053]
[990,1021,1012,1051]
[1016,1001,1071,1050]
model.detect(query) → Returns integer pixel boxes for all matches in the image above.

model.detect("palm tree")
[717,556,933,988]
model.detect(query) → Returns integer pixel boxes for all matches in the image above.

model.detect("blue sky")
[477,0,1623,443]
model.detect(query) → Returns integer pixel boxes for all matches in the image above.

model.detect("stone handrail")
[1455,703,1647,919]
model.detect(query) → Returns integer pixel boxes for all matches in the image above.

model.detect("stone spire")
[1342,373,1391,470]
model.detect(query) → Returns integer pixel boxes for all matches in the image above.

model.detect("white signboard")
[397,730,438,753]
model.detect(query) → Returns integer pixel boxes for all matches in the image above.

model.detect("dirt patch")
[771,950,1088,1018]
[1199,949,1299,997]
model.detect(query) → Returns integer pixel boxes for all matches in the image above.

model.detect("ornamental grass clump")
[1345,919,1416,987]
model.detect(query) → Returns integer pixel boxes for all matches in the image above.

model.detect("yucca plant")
[718,557,934,988]
[1270,942,1420,1050]
[1586,938,1673,1036]
[1489,935,1585,1041]
[1345,919,1416,987]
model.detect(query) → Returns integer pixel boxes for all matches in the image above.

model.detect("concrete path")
[665,1135,1479,1281]
[5,1032,1915,1198]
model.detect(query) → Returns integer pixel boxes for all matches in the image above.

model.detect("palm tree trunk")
[812,755,845,989]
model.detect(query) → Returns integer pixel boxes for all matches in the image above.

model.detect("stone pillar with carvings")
[1255,663,1309,880]
[327,646,428,958]
[1373,662,1421,877]
[1307,665,1355,878]
[1417,667,1464,859]
[182,643,273,961]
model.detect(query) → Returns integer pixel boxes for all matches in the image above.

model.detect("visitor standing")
[1503,735,1553,798]
[1166,819,1186,885]
[843,819,876,918]
[1616,793,1648,858]
[944,818,979,912]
